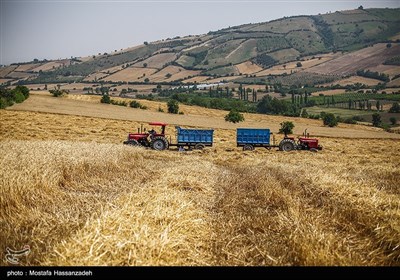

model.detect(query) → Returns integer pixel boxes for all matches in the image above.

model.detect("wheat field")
[1,99,400,266]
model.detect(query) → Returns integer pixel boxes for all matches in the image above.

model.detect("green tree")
[14,92,25,103]
[322,112,338,127]
[100,94,111,104]
[256,95,288,115]
[389,102,400,113]
[390,117,397,125]
[376,100,380,111]
[224,109,244,123]
[143,63,148,68]
[167,99,179,114]
[279,121,294,136]
[372,113,381,127]
[14,85,30,98]
[296,62,302,67]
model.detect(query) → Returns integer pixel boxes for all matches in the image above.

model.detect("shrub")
[322,112,338,127]
[389,117,397,125]
[0,86,30,109]
[110,99,127,106]
[129,100,142,108]
[380,123,391,132]
[224,109,244,123]
[0,97,8,109]
[343,118,357,124]
[308,114,320,119]
[14,85,29,98]
[49,89,67,97]
[167,99,179,114]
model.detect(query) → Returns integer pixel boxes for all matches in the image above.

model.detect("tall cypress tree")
[304,91,308,105]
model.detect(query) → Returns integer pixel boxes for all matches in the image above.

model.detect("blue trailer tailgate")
[237,128,270,145]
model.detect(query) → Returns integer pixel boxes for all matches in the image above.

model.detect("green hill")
[2,7,400,87]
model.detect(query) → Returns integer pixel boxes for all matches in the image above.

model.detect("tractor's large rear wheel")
[279,139,296,151]
[151,136,169,151]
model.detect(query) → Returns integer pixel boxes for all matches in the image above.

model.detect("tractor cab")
[296,129,322,151]
[147,122,166,136]
[123,122,169,150]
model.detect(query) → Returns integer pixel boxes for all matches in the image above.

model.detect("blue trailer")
[236,128,274,151]
[174,126,214,150]
[124,122,214,151]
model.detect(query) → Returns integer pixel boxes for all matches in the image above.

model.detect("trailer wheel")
[152,136,169,151]
[194,143,205,150]
[243,145,254,151]
[279,139,296,152]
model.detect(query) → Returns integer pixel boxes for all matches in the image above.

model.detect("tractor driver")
[148,128,157,139]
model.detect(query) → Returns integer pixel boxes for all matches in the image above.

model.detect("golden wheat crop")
[8,93,400,139]
[1,108,400,266]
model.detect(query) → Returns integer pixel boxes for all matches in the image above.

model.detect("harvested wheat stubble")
[1,137,399,266]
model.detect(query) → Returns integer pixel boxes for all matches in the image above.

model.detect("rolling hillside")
[1,7,400,90]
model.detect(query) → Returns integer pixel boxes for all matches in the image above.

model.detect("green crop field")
[305,106,373,118]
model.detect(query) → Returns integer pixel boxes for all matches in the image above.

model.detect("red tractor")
[123,122,169,151]
[278,129,322,152]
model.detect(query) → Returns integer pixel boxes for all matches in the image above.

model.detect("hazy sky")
[1,0,399,65]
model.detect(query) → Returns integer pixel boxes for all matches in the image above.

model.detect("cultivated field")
[7,93,398,139]
[132,53,177,69]
[235,61,263,75]
[1,92,400,266]
[388,78,400,87]
[322,76,382,87]
[30,60,71,72]
[306,43,400,75]
[104,67,158,83]
[148,65,200,83]
[310,89,346,96]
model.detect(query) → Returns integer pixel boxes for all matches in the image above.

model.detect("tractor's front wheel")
[279,139,296,152]
[124,139,140,146]
[151,136,169,151]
